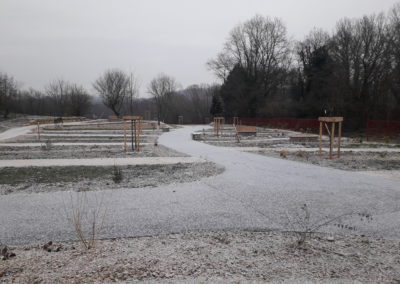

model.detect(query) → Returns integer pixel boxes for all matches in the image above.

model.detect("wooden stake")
[138,119,142,151]
[124,120,127,152]
[37,122,40,141]
[338,121,342,158]
[319,121,322,157]
[330,122,335,159]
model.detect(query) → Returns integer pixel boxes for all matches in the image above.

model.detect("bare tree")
[93,69,129,117]
[206,52,235,82]
[147,74,178,125]
[184,84,217,123]
[46,79,70,116]
[0,73,19,118]
[331,14,392,124]
[68,84,91,116]
[208,15,291,96]
[389,3,400,103]
[125,72,140,115]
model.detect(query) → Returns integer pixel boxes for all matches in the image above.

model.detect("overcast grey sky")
[0,0,398,97]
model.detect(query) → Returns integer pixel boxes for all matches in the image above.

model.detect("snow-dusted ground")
[222,146,400,152]
[0,120,98,142]
[0,125,36,141]
[26,133,159,137]
[0,157,205,168]
[1,125,400,245]
[0,142,152,147]
[2,231,399,283]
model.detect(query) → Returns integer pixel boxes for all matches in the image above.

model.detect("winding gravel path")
[1,126,400,245]
[0,125,36,141]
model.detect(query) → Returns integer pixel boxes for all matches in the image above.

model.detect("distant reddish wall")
[366,120,400,139]
[226,117,400,138]
[230,117,320,133]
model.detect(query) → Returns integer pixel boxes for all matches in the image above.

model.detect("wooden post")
[138,118,142,151]
[37,122,40,141]
[124,120,127,152]
[319,121,322,156]
[134,120,137,151]
[123,116,142,152]
[318,117,343,160]
[330,122,335,159]
[221,118,224,136]
[131,120,134,151]
[338,121,342,158]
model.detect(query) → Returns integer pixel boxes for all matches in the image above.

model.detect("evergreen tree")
[210,93,224,116]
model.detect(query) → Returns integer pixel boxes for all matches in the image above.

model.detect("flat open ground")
[0,120,400,283]
[0,119,223,195]
[194,125,400,178]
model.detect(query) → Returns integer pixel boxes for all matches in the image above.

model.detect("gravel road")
[1,126,400,245]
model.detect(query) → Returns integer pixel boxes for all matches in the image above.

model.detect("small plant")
[0,245,16,260]
[383,136,390,144]
[41,139,52,151]
[296,150,309,160]
[379,151,388,158]
[286,204,358,246]
[280,150,288,158]
[63,191,108,250]
[112,165,123,184]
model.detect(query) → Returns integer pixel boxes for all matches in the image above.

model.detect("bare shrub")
[41,139,52,151]
[63,191,108,249]
[112,165,123,184]
[286,204,358,246]
[0,245,16,260]
[379,151,388,158]
[280,150,288,158]
[296,150,309,160]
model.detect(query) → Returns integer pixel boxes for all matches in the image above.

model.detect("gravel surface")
[0,116,45,133]
[0,231,399,283]
[1,126,400,246]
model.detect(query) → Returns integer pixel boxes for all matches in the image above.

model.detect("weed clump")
[296,150,309,160]
[280,150,288,158]
[41,139,52,151]
[112,165,123,184]
[384,136,390,144]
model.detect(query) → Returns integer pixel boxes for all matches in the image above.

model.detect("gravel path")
[0,157,205,168]
[1,126,400,245]
[0,125,36,141]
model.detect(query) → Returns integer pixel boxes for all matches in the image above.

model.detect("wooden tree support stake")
[213,117,224,137]
[37,122,40,141]
[123,116,142,152]
[318,117,344,159]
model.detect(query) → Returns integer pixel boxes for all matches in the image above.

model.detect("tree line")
[208,3,400,129]
[2,3,400,129]
[0,69,218,124]
[0,76,92,118]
